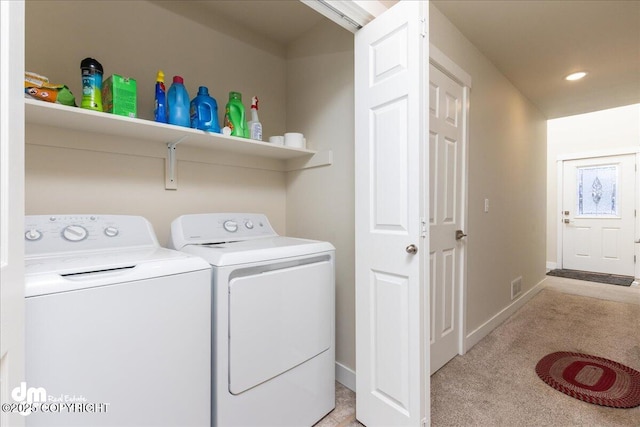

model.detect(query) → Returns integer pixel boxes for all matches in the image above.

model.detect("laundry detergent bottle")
[223,91,249,138]
[80,57,103,111]
[167,75,190,127]
[190,86,221,133]
[154,70,167,123]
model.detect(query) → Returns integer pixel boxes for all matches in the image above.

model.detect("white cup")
[269,135,284,145]
[284,132,305,148]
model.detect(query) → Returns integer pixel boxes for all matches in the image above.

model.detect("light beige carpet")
[431,287,640,426]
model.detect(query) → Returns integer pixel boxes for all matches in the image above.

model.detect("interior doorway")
[428,47,470,375]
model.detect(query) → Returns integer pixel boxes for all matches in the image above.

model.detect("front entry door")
[428,64,466,374]
[562,154,636,276]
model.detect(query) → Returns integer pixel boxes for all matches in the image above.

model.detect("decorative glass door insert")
[576,164,618,217]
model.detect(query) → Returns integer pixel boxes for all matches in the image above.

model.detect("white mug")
[284,132,305,148]
[269,135,284,145]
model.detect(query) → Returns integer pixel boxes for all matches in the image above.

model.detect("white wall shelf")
[25,99,332,188]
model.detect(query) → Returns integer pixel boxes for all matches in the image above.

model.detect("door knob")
[455,230,467,240]
[406,244,418,254]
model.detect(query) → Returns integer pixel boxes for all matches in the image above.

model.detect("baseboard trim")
[546,261,557,271]
[464,278,546,351]
[335,361,356,392]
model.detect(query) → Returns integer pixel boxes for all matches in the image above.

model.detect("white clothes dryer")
[24,215,211,427]
[169,213,335,427]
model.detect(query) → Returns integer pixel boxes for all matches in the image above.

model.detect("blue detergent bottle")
[167,75,190,127]
[190,86,221,133]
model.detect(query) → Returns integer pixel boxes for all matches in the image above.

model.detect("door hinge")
[420,217,427,238]
[635,255,636,264]
[420,17,427,38]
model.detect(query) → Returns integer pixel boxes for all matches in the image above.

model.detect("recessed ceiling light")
[565,71,588,81]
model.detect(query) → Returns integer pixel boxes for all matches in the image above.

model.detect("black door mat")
[546,269,634,287]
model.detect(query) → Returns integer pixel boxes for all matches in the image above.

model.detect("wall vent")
[511,276,523,300]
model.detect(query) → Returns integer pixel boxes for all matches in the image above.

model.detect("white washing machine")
[24,214,212,426]
[169,213,335,427]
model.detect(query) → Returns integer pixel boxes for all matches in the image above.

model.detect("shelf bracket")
[284,150,333,172]
[165,136,188,190]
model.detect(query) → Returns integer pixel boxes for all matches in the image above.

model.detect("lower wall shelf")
[25,98,333,189]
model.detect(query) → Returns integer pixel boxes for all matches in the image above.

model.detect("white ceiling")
[432,0,640,119]
[157,0,640,119]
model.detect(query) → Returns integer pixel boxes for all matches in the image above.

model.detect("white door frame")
[0,1,26,426]
[429,45,471,355]
[556,146,640,282]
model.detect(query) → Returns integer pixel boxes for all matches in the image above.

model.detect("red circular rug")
[535,351,640,408]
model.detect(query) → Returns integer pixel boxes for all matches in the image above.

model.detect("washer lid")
[180,236,335,266]
[25,247,211,297]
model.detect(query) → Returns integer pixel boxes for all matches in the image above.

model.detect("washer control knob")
[62,225,88,242]
[25,229,42,241]
[223,220,238,233]
[104,226,119,237]
[245,220,254,229]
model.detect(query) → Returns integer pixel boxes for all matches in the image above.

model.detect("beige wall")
[25,129,288,245]
[546,103,640,266]
[285,22,356,370]
[430,4,548,334]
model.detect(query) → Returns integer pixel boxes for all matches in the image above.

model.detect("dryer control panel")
[25,215,159,256]
[169,213,278,249]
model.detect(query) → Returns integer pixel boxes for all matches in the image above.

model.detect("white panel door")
[355,1,427,426]
[562,154,636,276]
[0,1,25,426]
[428,64,465,374]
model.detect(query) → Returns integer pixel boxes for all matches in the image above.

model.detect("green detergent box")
[102,74,137,118]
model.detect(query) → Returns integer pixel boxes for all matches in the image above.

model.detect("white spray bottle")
[248,96,262,141]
